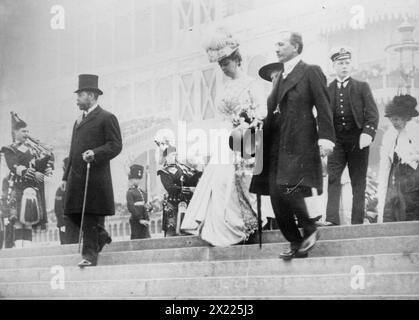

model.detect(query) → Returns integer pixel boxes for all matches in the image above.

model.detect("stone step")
[1,221,417,259]
[0,253,417,283]
[1,272,418,298]
[0,235,418,270]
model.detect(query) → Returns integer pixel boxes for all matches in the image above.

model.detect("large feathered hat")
[385,94,418,118]
[203,27,240,63]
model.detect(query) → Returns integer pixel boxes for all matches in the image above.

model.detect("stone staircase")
[0,222,418,299]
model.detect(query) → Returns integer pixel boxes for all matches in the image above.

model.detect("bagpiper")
[126,164,151,240]
[157,145,202,237]
[0,113,54,248]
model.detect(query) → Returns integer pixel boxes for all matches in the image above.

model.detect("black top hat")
[74,74,103,95]
[129,164,144,180]
[385,94,419,118]
[258,62,284,82]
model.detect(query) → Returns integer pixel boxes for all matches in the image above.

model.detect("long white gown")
[181,74,275,247]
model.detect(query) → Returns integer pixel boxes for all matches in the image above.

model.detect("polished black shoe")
[298,230,320,255]
[279,249,308,261]
[78,259,96,268]
[98,236,112,252]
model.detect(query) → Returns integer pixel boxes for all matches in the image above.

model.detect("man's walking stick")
[257,194,262,249]
[78,162,91,253]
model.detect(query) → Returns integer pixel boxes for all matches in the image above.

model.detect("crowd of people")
[0,28,418,266]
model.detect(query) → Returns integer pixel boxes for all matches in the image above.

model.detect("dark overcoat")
[63,106,122,216]
[250,61,335,195]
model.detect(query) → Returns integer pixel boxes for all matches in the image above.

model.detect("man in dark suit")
[322,47,379,226]
[250,31,335,260]
[62,74,122,267]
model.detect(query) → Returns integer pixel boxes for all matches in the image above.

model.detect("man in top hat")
[250,31,336,260]
[126,164,151,240]
[62,74,122,267]
[323,47,379,226]
[1,115,51,248]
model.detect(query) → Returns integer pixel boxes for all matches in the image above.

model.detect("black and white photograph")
[0,0,418,302]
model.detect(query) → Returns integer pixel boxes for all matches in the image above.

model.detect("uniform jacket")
[63,106,122,216]
[157,163,202,194]
[126,187,149,220]
[328,77,379,139]
[250,60,335,195]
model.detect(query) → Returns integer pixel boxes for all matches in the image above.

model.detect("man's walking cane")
[78,162,91,253]
[257,194,262,249]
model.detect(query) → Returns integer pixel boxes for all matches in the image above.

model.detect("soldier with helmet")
[126,164,151,240]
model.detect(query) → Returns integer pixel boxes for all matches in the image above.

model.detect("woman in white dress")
[181,28,274,246]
